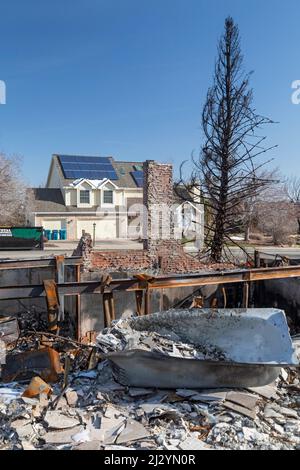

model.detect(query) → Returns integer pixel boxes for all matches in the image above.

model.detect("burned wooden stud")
[103,293,113,328]
[144,289,151,316]
[55,255,65,321]
[254,250,261,268]
[242,282,250,308]
[135,290,144,316]
[134,274,155,316]
[100,275,114,328]
[43,280,60,335]
[109,292,116,321]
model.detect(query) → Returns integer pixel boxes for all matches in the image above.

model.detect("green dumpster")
[0,227,44,250]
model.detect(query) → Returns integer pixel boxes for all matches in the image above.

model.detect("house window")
[103,190,113,204]
[80,190,90,204]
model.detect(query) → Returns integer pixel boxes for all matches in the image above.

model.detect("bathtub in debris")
[106,308,299,389]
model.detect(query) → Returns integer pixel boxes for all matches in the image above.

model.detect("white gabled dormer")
[76,180,95,207]
[97,179,119,208]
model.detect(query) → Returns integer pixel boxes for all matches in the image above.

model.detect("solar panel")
[58,155,118,180]
[131,170,144,188]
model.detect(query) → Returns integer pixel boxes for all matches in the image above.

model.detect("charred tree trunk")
[176,17,277,264]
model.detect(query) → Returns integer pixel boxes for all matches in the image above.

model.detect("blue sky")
[0,0,299,185]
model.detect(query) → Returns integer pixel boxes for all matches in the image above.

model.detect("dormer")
[98,180,119,207]
[76,180,95,207]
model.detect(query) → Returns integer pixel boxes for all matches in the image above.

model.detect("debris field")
[0,311,300,451]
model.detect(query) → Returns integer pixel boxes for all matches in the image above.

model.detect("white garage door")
[77,219,117,240]
[42,219,66,231]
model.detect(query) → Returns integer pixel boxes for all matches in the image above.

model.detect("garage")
[77,218,117,240]
[42,219,66,231]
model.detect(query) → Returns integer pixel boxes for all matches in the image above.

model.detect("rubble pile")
[0,357,300,450]
[0,317,299,451]
[96,318,229,361]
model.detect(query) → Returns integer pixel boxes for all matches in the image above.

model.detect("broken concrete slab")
[264,404,283,420]
[128,388,155,397]
[278,407,299,419]
[43,426,84,445]
[72,441,102,451]
[226,391,259,410]
[222,401,257,420]
[176,389,199,398]
[116,420,151,444]
[44,411,81,430]
[11,420,35,440]
[191,391,228,403]
[179,437,212,450]
[65,390,78,407]
[247,384,278,400]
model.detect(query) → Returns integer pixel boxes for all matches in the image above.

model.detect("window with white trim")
[103,190,113,204]
[80,190,90,204]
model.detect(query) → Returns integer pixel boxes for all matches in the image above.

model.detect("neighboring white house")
[27,154,204,242]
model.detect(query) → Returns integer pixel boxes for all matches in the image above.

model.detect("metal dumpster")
[0,227,44,250]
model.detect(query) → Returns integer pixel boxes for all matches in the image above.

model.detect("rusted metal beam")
[1,348,63,383]
[0,256,82,271]
[43,280,60,335]
[1,264,300,301]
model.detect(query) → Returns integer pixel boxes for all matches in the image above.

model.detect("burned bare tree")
[0,154,27,225]
[284,176,300,234]
[177,17,277,263]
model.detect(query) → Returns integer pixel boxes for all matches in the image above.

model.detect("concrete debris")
[179,437,212,450]
[97,317,229,361]
[116,420,151,444]
[226,391,259,410]
[43,426,84,445]
[44,411,81,430]
[222,401,257,420]
[247,384,279,400]
[0,313,299,451]
[65,390,78,407]
[0,361,299,451]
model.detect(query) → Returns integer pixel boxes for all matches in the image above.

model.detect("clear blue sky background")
[0,0,299,186]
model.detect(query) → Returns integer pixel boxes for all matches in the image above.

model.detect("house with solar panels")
[27,154,144,241]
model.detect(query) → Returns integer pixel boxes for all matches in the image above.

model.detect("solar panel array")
[58,155,118,180]
[131,170,144,188]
